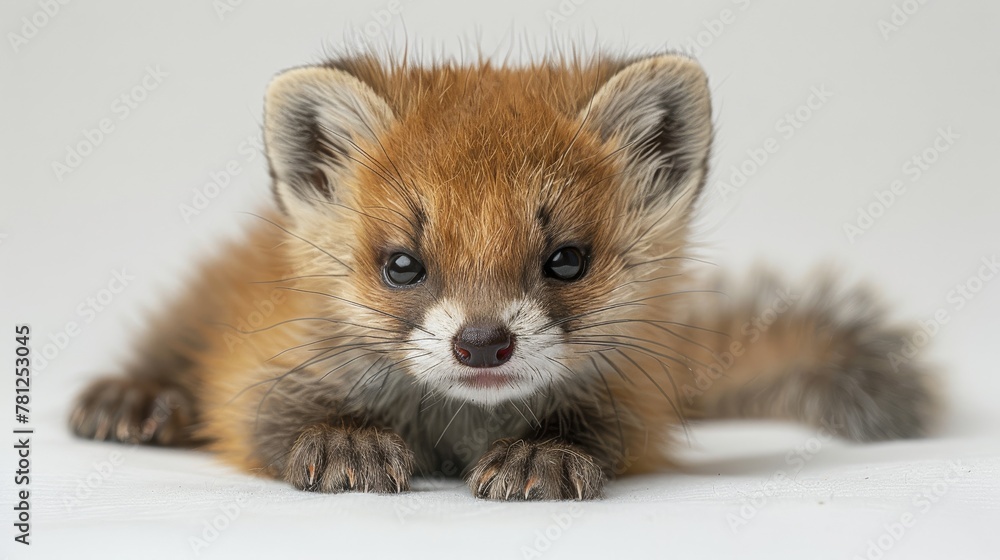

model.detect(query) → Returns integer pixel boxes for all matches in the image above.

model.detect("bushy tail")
[675,269,940,441]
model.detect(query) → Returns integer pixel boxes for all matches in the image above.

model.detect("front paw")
[468,438,606,501]
[283,424,414,493]
[69,377,196,445]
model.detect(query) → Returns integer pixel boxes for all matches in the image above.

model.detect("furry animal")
[69,52,938,500]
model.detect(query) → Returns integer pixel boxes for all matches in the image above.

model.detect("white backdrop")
[2,1,999,559]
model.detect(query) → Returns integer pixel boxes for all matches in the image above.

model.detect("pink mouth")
[458,370,518,389]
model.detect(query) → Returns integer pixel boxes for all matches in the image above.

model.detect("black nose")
[453,323,515,368]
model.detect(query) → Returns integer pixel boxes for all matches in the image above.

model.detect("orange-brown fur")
[70,52,936,500]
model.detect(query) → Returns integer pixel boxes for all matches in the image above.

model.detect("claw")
[345,467,356,489]
[69,406,86,432]
[477,466,498,494]
[115,418,132,442]
[524,476,539,499]
[140,417,158,441]
[307,463,317,486]
[94,412,111,441]
[387,468,402,493]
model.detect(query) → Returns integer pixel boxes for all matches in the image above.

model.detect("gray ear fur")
[263,66,395,211]
[582,55,713,208]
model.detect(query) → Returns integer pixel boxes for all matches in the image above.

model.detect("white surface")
[2,0,999,558]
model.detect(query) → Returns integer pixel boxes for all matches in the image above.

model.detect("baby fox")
[70,52,937,500]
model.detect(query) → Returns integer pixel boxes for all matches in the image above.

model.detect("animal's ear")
[581,55,713,210]
[264,65,395,213]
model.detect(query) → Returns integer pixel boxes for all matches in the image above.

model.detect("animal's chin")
[458,368,524,390]
[433,366,542,406]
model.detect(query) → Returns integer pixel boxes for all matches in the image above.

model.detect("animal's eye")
[383,252,426,287]
[543,247,588,282]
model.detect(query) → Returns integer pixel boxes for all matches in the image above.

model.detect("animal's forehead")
[329,58,639,226]
[346,77,629,289]
[354,143,618,249]
[422,177,542,259]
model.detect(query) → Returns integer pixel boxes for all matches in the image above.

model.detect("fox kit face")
[263,55,713,406]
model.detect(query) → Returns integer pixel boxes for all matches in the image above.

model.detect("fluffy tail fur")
[672,268,939,441]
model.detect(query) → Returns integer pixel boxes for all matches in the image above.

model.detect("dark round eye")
[543,247,588,282]
[383,252,426,287]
